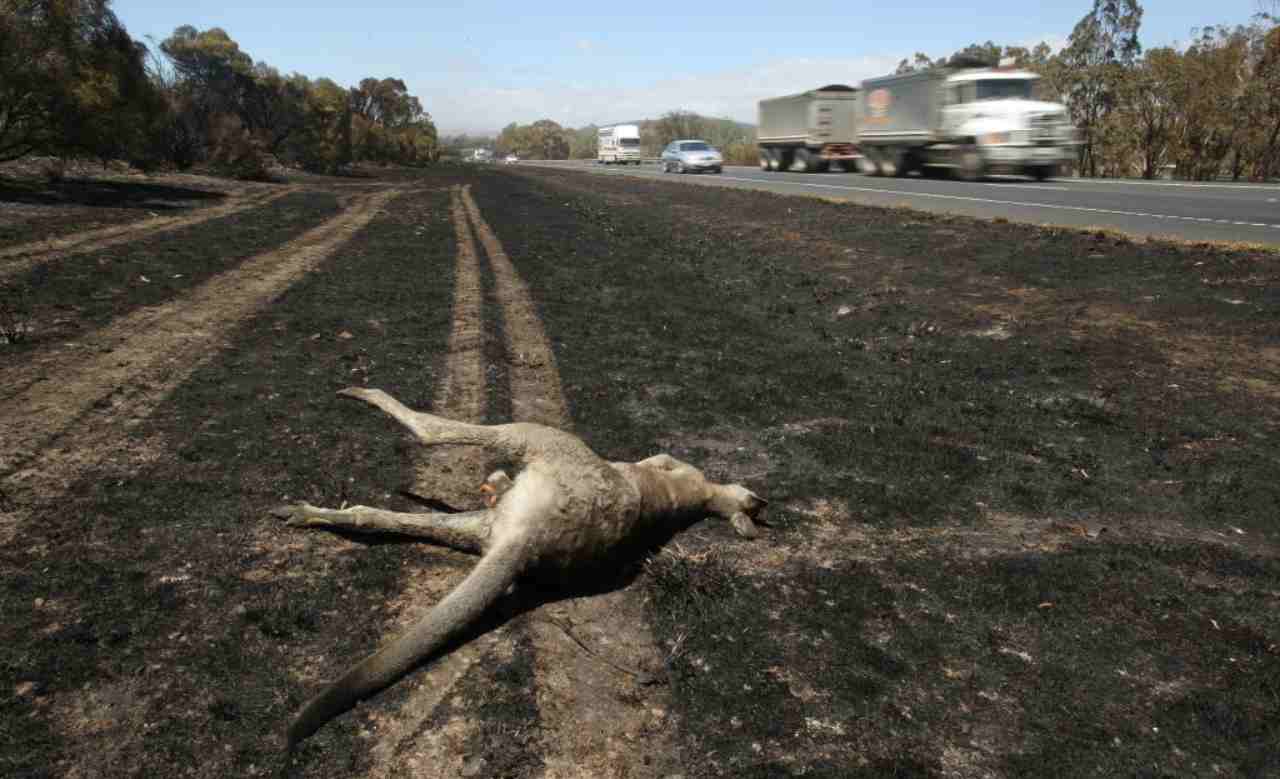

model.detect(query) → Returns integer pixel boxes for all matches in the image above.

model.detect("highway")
[520,160,1280,246]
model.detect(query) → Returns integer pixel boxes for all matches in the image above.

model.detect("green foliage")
[644,111,755,161]
[0,6,439,177]
[496,119,571,159]
[148,26,440,175]
[0,0,162,165]
[567,125,599,159]
[1058,0,1146,176]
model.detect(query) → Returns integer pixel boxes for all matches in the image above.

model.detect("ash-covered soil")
[1,162,1276,779]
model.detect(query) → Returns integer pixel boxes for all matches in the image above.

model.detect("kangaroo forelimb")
[271,503,493,554]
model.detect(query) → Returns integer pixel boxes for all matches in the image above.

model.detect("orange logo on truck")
[867,88,892,119]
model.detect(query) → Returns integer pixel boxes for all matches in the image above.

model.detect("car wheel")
[677,162,686,174]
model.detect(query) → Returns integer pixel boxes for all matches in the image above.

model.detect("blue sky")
[114,1,1267,134]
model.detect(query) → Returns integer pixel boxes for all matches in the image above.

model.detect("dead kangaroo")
[273,387,767,748]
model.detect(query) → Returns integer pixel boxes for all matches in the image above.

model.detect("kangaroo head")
[636,454,767,538]
[707,482,768,538]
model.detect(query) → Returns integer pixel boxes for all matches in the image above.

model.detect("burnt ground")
[0,162,1278,778]
[0,165,262,250]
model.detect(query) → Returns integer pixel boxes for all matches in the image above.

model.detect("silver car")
[661,140,723,174]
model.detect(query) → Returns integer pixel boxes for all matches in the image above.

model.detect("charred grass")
[0,172,238,250]
[470,167,1280,777]
[0,170,478,777]
[2,161,1277,778]
[0,190,342,358]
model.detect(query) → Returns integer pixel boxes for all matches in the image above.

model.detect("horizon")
[114,1,1266,136]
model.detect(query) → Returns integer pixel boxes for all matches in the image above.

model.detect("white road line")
[546,161,1280,232]
[1045,177,1280,192]
[708,175,1280,230]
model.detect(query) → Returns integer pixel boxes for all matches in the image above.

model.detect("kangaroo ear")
[730,512,760,539]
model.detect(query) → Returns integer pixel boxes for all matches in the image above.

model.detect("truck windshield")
[680,142,710,151]
[975,79,1033,101]
[620,138,640,146]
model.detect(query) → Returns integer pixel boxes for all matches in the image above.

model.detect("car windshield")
[620,138,640,146]
[975,79,1033,101]
[679,142,711,151]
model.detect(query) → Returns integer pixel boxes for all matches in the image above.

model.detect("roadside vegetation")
[0,1,438,179]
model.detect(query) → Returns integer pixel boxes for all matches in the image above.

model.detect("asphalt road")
[519,160,1280,246]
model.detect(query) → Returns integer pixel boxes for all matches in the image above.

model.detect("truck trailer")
[597,124,643,165]
[857,62,1075,180]
[756,85,859,173]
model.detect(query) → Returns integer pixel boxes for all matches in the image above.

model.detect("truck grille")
[1030,113,1063,144]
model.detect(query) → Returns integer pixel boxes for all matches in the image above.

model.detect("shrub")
[207,114,272,181]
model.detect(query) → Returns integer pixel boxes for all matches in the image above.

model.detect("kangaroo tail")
[286,538,527,748]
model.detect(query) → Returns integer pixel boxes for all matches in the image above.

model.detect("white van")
[597,124,642,164]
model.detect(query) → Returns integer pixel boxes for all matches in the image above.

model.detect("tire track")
[364,186,502,777]
[460,184,678,779]
[0,183,300,283]
[0,188,402,518]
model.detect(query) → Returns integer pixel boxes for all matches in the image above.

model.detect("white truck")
[757,85,860,173]
[597,124,643,165]
[857,61,1075,180]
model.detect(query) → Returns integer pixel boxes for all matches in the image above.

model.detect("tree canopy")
[0,3,439,177]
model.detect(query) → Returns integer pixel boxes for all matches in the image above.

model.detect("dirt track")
[0,183,299,283]
[0,188,400,491]
[351,184,676,778]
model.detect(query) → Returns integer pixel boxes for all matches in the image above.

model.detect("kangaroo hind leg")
[286,536,528,747]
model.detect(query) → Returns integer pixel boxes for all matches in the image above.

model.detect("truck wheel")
[795,148,821,173]
[876,151,899,177]
[863,149,887,176]
[954,144,985,181]
[759,149,771,170]
[776,150,794,172]
[1031,164,1056,181]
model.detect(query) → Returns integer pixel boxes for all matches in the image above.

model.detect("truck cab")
[857,62,1077,181]
[598,124,643,165]
[936,70,1075,178]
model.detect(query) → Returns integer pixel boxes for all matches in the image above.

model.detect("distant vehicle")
[469,148,494,163]
[597,124,643,164]
[857,59,1075,180]
[757,84,860,172]
[660,140,723,174]
[504,154,519,164]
